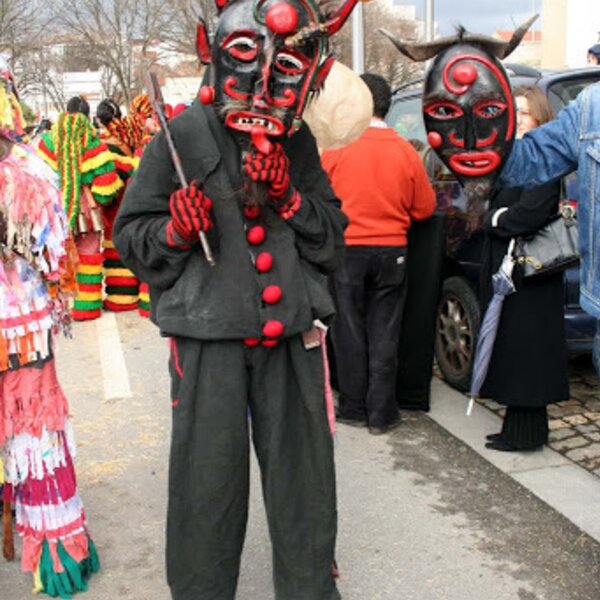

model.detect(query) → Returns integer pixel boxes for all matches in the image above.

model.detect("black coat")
[479,183,570,407]
[113,100,347,341]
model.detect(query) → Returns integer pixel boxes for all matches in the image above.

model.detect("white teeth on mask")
[234,116,275,130]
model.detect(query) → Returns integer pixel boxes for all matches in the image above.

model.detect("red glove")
[168,181,213,246]
[243,143,302,218]
[243,143,292,200]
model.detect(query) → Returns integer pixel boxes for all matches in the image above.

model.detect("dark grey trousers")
[166,336,340,600]
[332,246,408,428]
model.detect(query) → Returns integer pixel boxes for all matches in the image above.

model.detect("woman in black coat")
[480,86,570,451]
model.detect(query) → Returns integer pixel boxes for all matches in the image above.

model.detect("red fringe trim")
[0,360,69,445]
[12,456,77,507]
[77,253,103,266]
[103,301,138,312]
[21,519,89,573]
[104,276,138,287]
[71,309,101,321]
[93,171,120,187]
[102,247,120,261]
[76,283,102,293]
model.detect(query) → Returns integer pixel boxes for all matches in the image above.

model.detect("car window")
[386,95,427,146]
[546,76,600,115]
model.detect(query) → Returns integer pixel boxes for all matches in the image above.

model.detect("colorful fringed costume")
[98,113,139,313]
[38,114,122,321]
[130,94,158,319]
[0,143,99,597]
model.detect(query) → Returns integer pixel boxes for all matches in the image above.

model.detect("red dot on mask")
[265,3,299,35]
[453,63,477,85]
[199,86,215,105]
[427,131,443,148]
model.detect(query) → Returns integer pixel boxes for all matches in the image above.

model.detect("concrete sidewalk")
[427,376,600,544]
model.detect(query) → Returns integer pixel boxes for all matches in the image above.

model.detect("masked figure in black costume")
[113,0,359,598]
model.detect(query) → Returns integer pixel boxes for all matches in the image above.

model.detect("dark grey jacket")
[113,100,347,340]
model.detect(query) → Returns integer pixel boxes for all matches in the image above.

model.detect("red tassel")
[2,499,15,561]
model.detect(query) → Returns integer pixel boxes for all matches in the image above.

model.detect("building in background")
[20,38,200,122]
[494,29,542,67]
[541,0,600,69]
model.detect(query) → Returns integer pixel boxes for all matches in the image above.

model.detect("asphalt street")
[1,311,599,600]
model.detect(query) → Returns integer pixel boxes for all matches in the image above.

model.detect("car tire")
[435,276,481,392]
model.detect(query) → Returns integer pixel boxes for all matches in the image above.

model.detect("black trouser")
[332,246,408,428]
[166,336,340,600]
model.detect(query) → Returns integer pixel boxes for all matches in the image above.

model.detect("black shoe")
[485,438,518,452]
[486,433,503,442]
[368,421,401,435]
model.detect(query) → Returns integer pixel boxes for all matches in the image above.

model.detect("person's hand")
[168,181,213,245]
[243,143,301,218]
[243,143,291,201]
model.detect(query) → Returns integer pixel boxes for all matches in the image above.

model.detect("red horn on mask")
[215,0,231,12]
[324,0,360,36]
[196,17,212,65]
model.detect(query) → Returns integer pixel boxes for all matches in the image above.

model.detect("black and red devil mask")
[380,16,537,201]
[422,43,514,198]
[196,0,359,149]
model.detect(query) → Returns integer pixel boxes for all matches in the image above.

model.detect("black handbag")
[514,203,579,278]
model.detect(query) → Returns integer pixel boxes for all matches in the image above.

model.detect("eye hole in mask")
[273,50,308,76]
[473,99,507,120]
[424,101,464,120]
[223,32,259,62]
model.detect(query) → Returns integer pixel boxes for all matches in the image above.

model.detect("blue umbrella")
[467,240,516,415]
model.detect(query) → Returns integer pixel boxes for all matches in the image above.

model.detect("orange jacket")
[321,125,435,246]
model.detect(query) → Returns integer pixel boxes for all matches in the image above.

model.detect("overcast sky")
[412,0,541,36]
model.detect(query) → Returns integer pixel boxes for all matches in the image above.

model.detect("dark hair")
[66,95,90,117]
[96,98,122,126]
[512,85,553,127]
[588,43,600,59]
[360,73,391,119]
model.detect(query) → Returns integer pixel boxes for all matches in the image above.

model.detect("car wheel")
[435,276,481,392]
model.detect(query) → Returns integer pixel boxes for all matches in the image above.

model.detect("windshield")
[546,75,600,116]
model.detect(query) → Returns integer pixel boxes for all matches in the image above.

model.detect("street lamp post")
[425,0,435,42]
[352,2,365,74]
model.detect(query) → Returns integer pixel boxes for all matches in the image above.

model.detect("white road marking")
[96,312,133,399]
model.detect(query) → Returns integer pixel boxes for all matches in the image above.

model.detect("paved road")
[2,312,599,599]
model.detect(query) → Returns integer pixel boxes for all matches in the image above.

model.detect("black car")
[386,64,600,391]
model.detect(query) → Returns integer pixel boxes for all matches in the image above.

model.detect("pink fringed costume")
[0,142,99,597]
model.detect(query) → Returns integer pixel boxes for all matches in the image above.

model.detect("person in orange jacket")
[321,73,436,434]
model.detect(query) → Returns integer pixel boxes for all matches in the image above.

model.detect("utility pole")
[425,0,435,42]
[352,2,365,74]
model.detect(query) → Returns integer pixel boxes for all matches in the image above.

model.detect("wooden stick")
[145,71,215,267]
[2,499,15,561]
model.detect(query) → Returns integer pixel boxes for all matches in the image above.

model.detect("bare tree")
[0,0,56,85]
[0,0,48,62]
[163,0,218,56]
[55,0,178,104]
[330,2,423,89]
